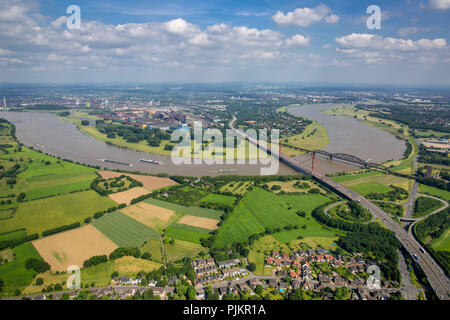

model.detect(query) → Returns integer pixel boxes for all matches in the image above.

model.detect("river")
[288,103,406,175]
[0,112,294,177]
[0,105,406,176]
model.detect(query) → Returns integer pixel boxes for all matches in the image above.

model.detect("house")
[268,278,277,287]
[248,279,261,289]
[196,289,205,300]
[148,280,157,287]
[222,267,248,278]
[318,273,331,283]
[229,285,239,295]
[116,276,142,285]
[217,259,240,269]
[217,286,228,298]
[152,287,165,298]
[333,275,345,286]
[168,276,177,286]
[193,258,216,270]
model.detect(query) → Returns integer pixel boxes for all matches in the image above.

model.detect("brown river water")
[0,104,405,177]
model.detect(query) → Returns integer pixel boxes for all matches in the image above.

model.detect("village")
[6,250,405,301]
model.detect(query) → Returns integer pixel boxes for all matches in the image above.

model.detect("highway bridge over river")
[231,119,450,300]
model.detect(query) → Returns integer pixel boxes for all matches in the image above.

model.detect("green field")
[430,229,450,252]
[199,193,236,207]
[140,239,164,262]
[92,211,160,247]
[332,171,382,183]
[0,229,26,242]
[0,190,116,235]
[419,184,450,202]
[283,121,330,151]
[164,239,204,262]
[164,223,210,244]
[140,238,204,263]
[0,243,43,296]
[214,188,333,247]
[144,198,223,219]
[3,147,97,201]
[333,172,410,197]
[414,129,450,138]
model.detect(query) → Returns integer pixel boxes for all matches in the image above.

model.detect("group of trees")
[367,186,408,201]
[0,233,39,250]
[42,222,81,237]
[25,258,51,274]
[414,208,449,274]
[363,104,450,133]
[336,201,372,222]
[91,175,143,196]
[83,255,108,268]
[418,145,450,166]
[414,196,443,217]
[95,120,171,147]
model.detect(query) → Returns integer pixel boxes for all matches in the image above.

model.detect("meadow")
[0,243,43,296]
[333,171,410,197]
[164,223,211,244]
[144,198,223,220]
[282,121,330,152]
[199,193,236,207]
[419,184,450,202]
[430,229,450,252]
[4,146,97,201]
[0,190,116,235]
[214,188,333,248]
[92,211,160,247]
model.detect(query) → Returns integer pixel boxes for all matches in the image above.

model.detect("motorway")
[230,117,450,300]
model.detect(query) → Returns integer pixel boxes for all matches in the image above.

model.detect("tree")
[111,271,119,279]
[0,278,3,292]
[142,252,152,260]
[81,120,90,126]
[247,263,256,272]
[35,277,44,286]
[187,286,196,300]
[254,284,263,295]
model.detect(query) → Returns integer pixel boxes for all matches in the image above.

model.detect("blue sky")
[1,0,449,85]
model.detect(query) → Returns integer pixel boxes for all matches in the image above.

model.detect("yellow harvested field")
[178,215,219,230]
[108,187,149,205]
[121,202,175,229]
[32,225,118,271]
[98,171,178,191]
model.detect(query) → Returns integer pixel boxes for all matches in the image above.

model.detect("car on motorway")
[420,248,425,254]
[413,254,420,261]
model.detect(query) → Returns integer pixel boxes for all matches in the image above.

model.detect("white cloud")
[164,18,198,35]
[271,4,337,27]
[429,0,450,10]
[51,16,67,29]
[335,33,448,65]
[325,14,340,24]
[285,34,310,47]
[336,33,446,51]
